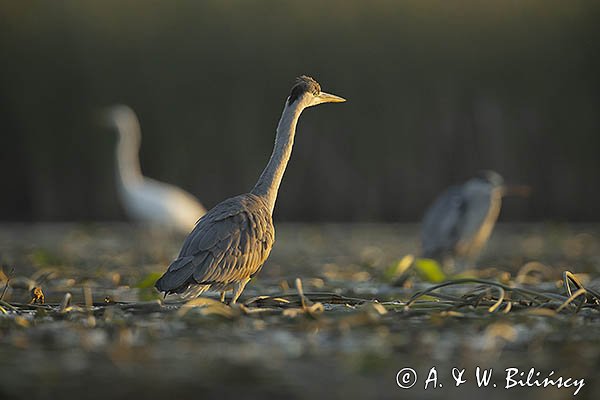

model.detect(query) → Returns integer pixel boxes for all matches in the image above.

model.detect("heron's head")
[102,105,136,128]
[287,75,346,108]
[99,104,141,142]
[476,170,504,187]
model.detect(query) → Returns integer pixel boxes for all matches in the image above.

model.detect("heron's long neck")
[115,120,143,187]
[252,101,303,214]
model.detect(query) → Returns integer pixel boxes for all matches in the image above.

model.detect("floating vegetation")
[0,223,599,399]
[405,273,600,315]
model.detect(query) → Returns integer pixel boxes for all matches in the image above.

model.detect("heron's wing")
[155,194,274,293]
[420,186,467,258]
[421,180,496,259]
[455,182,494,243]
[154,255,196,291]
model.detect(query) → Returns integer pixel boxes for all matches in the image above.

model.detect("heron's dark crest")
[476,170,504,187]
[288,75,321,105]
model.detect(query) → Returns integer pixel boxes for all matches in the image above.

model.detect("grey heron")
[155,76,346,303]
[420,171,529,269]
[105,105,206,234]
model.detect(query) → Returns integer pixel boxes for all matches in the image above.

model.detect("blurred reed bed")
[1,0,599,222]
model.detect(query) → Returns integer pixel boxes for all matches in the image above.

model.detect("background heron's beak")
[318,92,346,103]
[93,108,111,126]
[503,184,533,197]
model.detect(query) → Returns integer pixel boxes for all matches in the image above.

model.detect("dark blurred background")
[1,0,598,222]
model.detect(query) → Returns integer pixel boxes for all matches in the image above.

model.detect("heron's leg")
[220,291,226,303]
[230,278,251,305]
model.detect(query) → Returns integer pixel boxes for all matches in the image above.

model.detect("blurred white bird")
[105,105,206,234]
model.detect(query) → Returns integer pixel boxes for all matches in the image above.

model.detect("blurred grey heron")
[420,171,529,269]
[155,76,345,303]
[105,105,206,234]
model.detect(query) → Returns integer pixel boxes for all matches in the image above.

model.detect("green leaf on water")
[135,272,162,289]
[383,254,415,282]
[138,288,162,301]
[414,258,446,283]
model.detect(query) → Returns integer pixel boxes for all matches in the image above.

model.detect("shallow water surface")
[0,223,599,399]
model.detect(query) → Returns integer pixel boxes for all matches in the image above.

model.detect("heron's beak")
[317,92,346,104]
[93,108,111,126]
[502,185,533,197]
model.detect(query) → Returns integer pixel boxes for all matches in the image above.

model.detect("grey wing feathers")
[456,185,494,244]
[154,256,196,292]
[421,186,466,258]
[421,181,493,258]
[155,194,274,294]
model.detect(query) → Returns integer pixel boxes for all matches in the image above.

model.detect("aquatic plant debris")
[0,223,598,398]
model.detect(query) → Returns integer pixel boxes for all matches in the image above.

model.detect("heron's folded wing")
[173,195,274,286]
[179,195,253,254]
[155,255,196,291]
[456,184,493,240]
[421,186,466,257]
